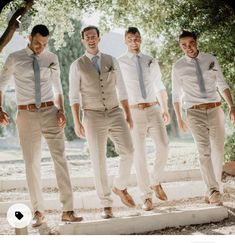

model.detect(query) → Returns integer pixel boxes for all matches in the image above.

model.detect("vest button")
[102,91,104,94]
[100,79,103,81]
[103,98,105,100]
[101,85,104,87]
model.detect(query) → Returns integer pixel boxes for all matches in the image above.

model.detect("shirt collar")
[126,51,144,59]
[185,51,202,63]
[85,50,101,61]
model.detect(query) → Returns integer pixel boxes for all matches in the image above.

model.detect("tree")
[49,19,84,140]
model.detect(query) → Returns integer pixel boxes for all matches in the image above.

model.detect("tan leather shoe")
[150,184,168,201]
[32,211,45,227]
[208,190,223,206]
[112,187,136,208]
[61,211,83,222]
[142,198,154,211]
[101,207,113,219]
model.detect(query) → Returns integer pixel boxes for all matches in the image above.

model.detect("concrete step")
[59,206,228,235]
[0,169,202,190]
[0,180,205,213]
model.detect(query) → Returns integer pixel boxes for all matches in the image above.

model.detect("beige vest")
[78,53,119,111]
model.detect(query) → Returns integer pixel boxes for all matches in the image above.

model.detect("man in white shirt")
[69,26,136,219]
[172,30,235,205]
[118,27,170,211]
[0,25,83,226]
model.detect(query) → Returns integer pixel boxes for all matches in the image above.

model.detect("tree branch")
[0,0,34,53]
[0,0,14,14]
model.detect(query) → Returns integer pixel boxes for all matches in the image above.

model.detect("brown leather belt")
[129,101,159,110]
[18,101,54,111]
[190,102,221,110]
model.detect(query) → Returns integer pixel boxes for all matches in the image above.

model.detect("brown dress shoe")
[61,211,83,222]
[32,211,45,227]
[101,207,113,219]
[142,198,154,211]
[150,184,168,201]
[112,187,136,208]
[208,190,223,206]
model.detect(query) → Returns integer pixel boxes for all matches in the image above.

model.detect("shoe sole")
[61,217,83,222]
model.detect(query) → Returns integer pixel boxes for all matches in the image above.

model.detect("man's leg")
[187,109,219,195]
[147,106,169,185]
[129,108,152,201]
[208,107,225,192]
[41,106,73,211]
[83,110,113,207]
[16,110,44,212]
[108,107,134,190]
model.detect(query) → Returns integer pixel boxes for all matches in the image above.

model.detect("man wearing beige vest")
[69,26,136,219]
[118,27,170,211]
[0,25,83,227]
[172,30,235,206]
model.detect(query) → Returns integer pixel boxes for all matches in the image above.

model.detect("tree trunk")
[0,0,34,53]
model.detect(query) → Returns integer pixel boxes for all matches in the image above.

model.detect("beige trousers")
[187,106,225,195]
[130,105,169,201]
[16,106,73,212]
[83,107,134,207]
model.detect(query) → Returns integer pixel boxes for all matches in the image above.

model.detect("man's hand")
[0,108,9,126]
[56,109,66,129]
[126,114,133,129]
[229,106,235,124]
[177,118,188,133]
[162,110,171,125]
[74,122,85,138]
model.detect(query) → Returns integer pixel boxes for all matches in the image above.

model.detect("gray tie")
[32,55,41,108]
[91,55,100,74]
[136,55,147,99]
[194,58,206,97]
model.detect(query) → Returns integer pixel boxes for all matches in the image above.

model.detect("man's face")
[82,29,100,53]
[179,36,198,58]
[29,33,48,55]
[125,32,141,53]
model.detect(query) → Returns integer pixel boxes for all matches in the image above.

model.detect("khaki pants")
[130,105,169,201]
[187,106,225,195]
[16,106,73,212]
[83,107,134,207]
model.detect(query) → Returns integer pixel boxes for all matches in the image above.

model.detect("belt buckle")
[138,104,145,110]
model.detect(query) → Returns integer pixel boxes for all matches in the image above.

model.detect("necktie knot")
[91,55,100,74]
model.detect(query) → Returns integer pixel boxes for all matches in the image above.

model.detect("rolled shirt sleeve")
[213,56,230,93]
[112,57,128,101]
[69,60,81,105]
[0,54,15,91]
[171,64,183,103]
[150,59,166,92]
[51,54,63,95]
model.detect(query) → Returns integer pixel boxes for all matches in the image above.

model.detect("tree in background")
[49,19,84,140]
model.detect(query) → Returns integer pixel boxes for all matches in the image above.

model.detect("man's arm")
[0,90,9,125]
[120,99,133,129]
[71,103,85,138]
[222,88,235,124]
[156,89,170,125]
[173,102,188,132]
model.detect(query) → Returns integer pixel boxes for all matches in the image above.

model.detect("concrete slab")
[0,181,205,213]
[59,206,228,235]
[0,169,202,190]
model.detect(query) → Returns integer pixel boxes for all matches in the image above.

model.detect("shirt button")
[103,98,105,100]
[105,108,108,111]
[102,91,104,94]
[101,85,104,87]
[100,79,103,81]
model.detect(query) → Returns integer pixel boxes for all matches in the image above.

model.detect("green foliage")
[49,19,84,140]
[106,137,118,158]
[225,132,235,162]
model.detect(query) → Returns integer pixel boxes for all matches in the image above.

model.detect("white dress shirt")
[118,52,166,105]
[172,52,229,109]
[69,51,128,106]
[0,46,63,105]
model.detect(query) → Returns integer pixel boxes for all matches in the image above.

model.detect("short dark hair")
[81,25,100,39]
[125,27,141,37]
[31,25,49,37]
[179,30,197,41]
